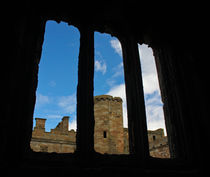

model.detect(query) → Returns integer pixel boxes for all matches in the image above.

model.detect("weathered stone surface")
[31,95,169,158]
[148,129,170,158]
[94,95,124,154]
[31,116,76,153]
[4,7,207,175]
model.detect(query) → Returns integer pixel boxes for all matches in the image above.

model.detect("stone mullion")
[76,25,95,157]
[120,36,149,160]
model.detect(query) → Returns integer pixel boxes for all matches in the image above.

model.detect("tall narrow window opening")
[94,32,129,155]
[30,20,80,153]
[138,44,170,158]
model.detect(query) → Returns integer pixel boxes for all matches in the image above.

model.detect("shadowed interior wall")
[2,2,208,176]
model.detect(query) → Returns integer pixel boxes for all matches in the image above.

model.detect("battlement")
[31,116,76,153]
[94,95,122,102]
[148,128,164,137]
[51,116,69,134]
[31,95,169,157]
[34,118,46,132]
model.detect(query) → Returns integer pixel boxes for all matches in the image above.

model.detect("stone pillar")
[61,116,69,132]
[153,47,193,159]
[120,36,149,159]
[76,25,95,156]
[52,116,69,134]
[34,118,46,132]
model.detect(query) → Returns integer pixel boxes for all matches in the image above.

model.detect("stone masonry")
[94,95,125,154]
[31,116,76,153]
[148,129,170,158]
[30,95,169,158]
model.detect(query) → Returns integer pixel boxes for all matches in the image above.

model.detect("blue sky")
[33,20,166,134]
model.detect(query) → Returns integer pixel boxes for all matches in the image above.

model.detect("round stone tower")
[94,95,124,154]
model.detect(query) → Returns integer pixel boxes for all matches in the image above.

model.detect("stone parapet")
[94,95,122,102]
[31,116,76,153]
[31,95,169,157]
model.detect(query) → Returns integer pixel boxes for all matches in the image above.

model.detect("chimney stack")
[34,118,46,132]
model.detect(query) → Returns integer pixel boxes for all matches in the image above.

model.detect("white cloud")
[138,44,166,133]
[106,84,126,101]
[46,114,61,119]
[106,78,116,87]
[109,39,160,95]
[106,83,166,133]
[142,73,160,94]
[138,44,160,94]
[144,92,166,133]
[107,42,166,133]
[146,105,166,135]
[139,44,166,133]
[106,62,124,87]
[95,60,107,75]
[36,93,50,106]
[110,39,122,57]
[106,84,128,128]
[112,62,124,78]
[69,118,77,131]
[48,80,56,87]
[108,40,165,131]
[58,93,76,114]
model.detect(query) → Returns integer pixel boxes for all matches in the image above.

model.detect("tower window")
[103,131,107,138]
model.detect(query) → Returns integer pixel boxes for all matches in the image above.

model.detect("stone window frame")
[75,27,150,159]
[27,17,187,166]
[28,19,150,160]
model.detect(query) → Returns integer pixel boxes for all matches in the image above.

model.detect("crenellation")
[5,6,206,175]
[50,116,69,135]
[34,118,46,130]
[94,95,123,102]
[31,116,76,153]
[94,95,125,154]
[31,95,169,157]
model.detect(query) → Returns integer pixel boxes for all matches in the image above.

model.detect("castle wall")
[123,128,129,154]
[30,95,169,157]
[30,117,76,153]
[30,138,75,153]
[148,129,170,158]
[149,144,170,158]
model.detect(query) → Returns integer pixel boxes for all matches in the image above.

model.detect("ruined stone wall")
[148,129,170,158]
[150,144,170,158]
[30,117,76,153]
[31,95,169,157]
